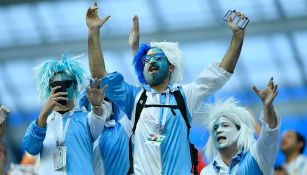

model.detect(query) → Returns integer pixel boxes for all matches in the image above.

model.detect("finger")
[273,91,278,99]
[101,15,111,25]
[252,85,260,94]
[97,79,101,89]
[133,15,139,29]
[51,86,61,94]
[54,102,66,108]
[273,84,278,93]
[227,15,233,23]
[94,78,99,87]
[267,77,273,87]
[101,85,108,97]
[86,7,91,17]
[55,96,68,102]
[54,92,68,97]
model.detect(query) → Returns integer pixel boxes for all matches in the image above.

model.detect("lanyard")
[156,89,169,133]
[54,109,75,147]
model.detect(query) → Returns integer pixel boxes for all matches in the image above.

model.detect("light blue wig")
[33,54,87,103]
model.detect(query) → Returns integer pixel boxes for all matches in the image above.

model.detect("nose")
[149,57,157,64]
[216,126,222,133]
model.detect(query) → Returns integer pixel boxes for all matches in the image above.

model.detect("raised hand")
[129,15,140,56]
[226,10,247,36]
[86,1,111,30]
[37,86,67,127]
[253,77,278,107]
[86,78,108,106]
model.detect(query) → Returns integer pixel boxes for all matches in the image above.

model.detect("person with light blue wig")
[23,54,110,175]
[87,1,248,174]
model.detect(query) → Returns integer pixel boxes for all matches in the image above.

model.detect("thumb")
[100,15,111,26]
[252,85,260,95]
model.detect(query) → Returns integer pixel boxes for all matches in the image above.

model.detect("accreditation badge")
[53,146,67,171]
[145,133,166,146]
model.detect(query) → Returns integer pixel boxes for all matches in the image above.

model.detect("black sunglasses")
[49,80,74,89]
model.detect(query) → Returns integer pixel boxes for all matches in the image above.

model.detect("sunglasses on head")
[142,53,166,63]
[49,80,74,89]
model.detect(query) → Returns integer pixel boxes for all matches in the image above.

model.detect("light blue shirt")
[23,109,106,175]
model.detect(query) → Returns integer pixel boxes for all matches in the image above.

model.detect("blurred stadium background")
[0,0,307,169]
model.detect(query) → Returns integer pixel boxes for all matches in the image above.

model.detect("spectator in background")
[281,130,307,175]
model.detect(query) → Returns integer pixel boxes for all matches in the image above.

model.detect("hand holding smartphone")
[224,10,249,29]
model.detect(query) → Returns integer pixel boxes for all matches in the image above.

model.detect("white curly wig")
[150,42,184,85]
[194,97,257,162]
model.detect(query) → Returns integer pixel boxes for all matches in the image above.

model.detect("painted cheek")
[66,86,75,101]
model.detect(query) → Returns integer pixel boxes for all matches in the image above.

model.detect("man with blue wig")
[198,78,280,175]
[23,54,110,175]
[87,1,248,174]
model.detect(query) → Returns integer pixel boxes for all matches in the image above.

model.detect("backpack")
[128,88,199,175]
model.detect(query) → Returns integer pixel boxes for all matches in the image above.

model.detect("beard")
[143,62,170,86]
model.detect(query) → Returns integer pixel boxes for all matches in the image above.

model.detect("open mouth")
[149,65,159,73]
[217,136,227,142]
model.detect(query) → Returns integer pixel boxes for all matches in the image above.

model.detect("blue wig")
[132,44,151,84]
[34,54,87,103]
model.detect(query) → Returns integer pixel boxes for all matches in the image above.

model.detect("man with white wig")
[200,78,280,175]
[87,1,248,174]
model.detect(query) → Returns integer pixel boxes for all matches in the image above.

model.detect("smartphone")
[51,82,68,106]
[224,10,249,29]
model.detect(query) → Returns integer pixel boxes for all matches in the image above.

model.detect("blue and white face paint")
[212,116,240,149]
[143,48,170,86]
[50,72,75,104]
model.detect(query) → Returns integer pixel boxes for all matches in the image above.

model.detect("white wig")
[150,42,184,85]
[195,97,256,162]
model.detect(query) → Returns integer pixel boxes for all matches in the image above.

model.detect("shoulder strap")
[128,89,147,174]
[173,89,199,175]
[173,90,191,133]
[132,89,147,133]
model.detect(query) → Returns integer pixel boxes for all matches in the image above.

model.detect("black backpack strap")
[128,89,147,174]
[173,89,199,175]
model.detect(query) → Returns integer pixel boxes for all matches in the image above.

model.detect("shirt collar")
[212,150,245,173]
[143,83,177,94]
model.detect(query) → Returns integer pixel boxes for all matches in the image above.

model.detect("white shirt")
[283,155,307,175]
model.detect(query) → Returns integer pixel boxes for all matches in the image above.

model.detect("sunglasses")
[49,80,74,89]
[142,53,166,63]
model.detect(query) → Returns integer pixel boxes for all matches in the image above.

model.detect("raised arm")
[250,77,279,175]
[129,15,140,56]
[253,77,278,128]
[219,11,247,73]
[86,1,111,79]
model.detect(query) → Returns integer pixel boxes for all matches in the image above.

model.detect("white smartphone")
[224,10,249,29]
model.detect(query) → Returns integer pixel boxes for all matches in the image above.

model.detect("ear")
[298,141,304,151]
[169,64,174,73]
